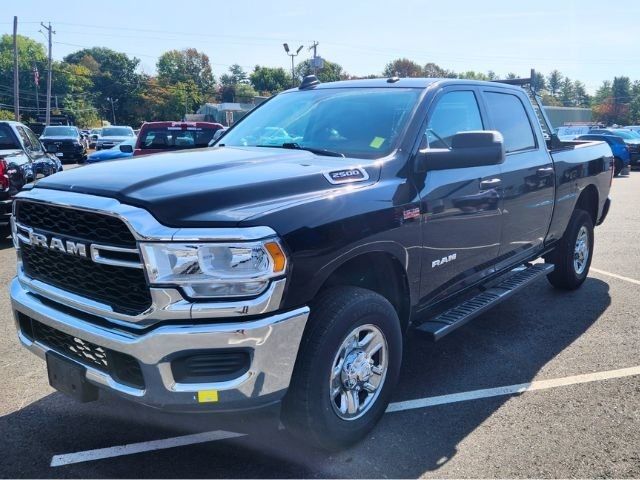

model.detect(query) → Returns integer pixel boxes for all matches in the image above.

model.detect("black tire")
[545,209,594,290]
[614,157,622,176]
[282,286,402,450]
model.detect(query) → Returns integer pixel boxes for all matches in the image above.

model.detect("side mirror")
[45,144,58,154]
[416,131,505,172]
[119,144,133,153]
[209,128,227,146]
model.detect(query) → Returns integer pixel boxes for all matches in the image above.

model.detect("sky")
[4,0,640,93]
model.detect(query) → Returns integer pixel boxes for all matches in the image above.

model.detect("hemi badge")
[403,207,420,220]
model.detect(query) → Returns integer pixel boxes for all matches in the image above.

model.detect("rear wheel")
[614,157,623,176]
[282,286,402,450]
[545,209,594,290]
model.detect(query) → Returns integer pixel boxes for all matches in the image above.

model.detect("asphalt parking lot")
[1,169,639,478]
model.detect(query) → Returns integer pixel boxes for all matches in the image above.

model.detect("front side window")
[424,90,484,149]
[24,127,43,153]
[219,88,422,159]
[484,92,536,153]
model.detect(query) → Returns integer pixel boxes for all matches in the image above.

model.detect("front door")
[415,88,503,303]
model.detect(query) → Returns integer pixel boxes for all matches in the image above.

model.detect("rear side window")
[425,91,484,148]
[484,92,536,153]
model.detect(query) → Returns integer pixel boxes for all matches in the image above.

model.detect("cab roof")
[284,77,524,92]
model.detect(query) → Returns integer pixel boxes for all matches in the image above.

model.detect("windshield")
[218,88,422,159]
[102,127,133,137]
[610,129,640,139]
[140,127,216,150]
[42,126,77,137]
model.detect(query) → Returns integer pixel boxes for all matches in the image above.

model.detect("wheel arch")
[313,250,412,332]
[575,183,599,226]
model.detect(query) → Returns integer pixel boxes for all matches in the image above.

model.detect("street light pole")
[283,43,304,87]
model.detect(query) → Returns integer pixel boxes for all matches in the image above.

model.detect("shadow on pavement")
[0,278,611,478]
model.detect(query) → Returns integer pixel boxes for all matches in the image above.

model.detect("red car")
[132,121,224,156]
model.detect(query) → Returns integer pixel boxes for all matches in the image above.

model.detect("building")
[543,106,592,128]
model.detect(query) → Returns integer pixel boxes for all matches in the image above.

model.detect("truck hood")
[33,146,380,226]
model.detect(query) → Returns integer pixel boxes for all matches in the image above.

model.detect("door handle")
[536,167,554,177]
[479,178,501,190]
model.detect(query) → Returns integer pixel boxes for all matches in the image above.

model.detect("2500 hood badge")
[324,167,369,185]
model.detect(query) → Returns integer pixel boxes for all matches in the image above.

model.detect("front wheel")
[545,208,594,290]
[282,287,402,450]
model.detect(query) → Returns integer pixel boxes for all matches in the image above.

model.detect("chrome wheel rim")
[329,324,388,421]
[573,226,589,275]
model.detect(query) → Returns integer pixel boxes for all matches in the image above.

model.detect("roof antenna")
[299,75,321,90]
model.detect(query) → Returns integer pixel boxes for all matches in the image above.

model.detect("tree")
[559,77,575,106]
[250,66,290,94]
[220,64,248,86]
[295,58,346,83]
[0,110,14,121]
[458,71,488,80]
[533,71,546,91]
[64,47,143,126]
[382,58,422,78]
[0,35,47,116]
[423,62,455,78]
[547,70,562,97]
[157,48,216,97]
[573,81,590,108]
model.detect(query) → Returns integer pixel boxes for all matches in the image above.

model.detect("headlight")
[140,240,287,299]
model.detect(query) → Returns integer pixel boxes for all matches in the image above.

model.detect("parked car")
[39,125,87,163]
[624,125,640,134]
[86,138,136,164]
[89,128,102,149]
[128,121,224,156]
[576,134,629,175]
[10,75,613,450]
[95,126,135,150]
[589,128,640,166]
[0,121,61,228]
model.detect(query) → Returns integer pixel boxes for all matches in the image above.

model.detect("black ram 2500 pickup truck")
[10,74,612,449]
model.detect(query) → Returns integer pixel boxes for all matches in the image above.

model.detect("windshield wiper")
[256,143,345,157]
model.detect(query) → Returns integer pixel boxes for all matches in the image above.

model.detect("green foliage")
[157,48,215,96]
[382,58,422,78]
[0,109,15,121]
[295,59,346,83]
[250,66,290,94]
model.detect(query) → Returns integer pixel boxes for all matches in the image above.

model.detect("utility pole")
[40,22,54,126]
[309,41,319,75]
[33,64,40,117]
[13,16,19,121]
[107,97,117,124]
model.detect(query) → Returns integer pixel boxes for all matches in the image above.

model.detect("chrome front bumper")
[11,278,309,411]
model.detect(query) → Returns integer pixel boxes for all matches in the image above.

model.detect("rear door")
[479,87,555,268]
[416,87,504,303]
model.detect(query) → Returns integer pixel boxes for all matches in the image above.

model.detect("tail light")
[0,158,8,191]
